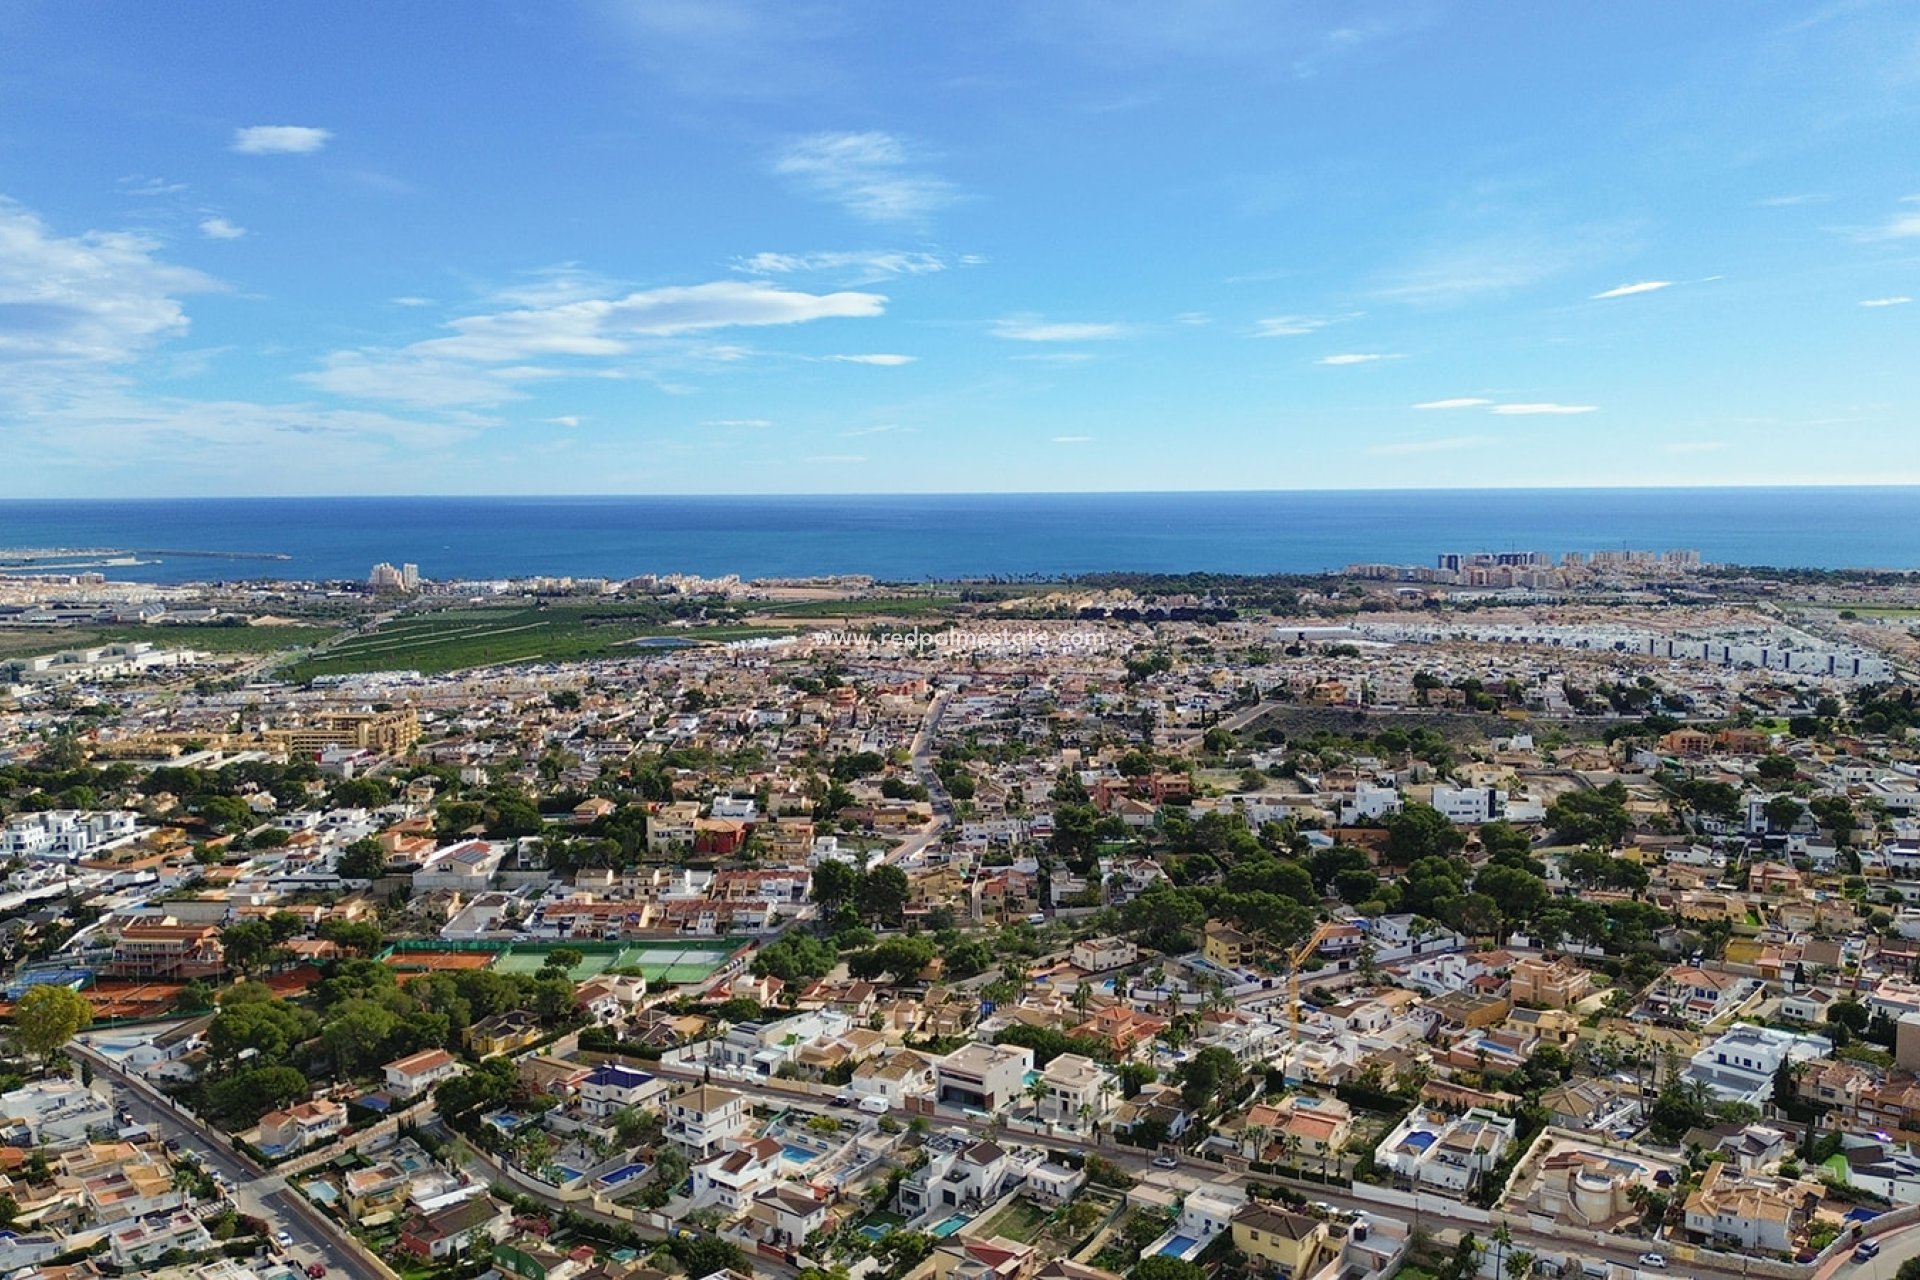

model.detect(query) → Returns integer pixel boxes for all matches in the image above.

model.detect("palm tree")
[1243,1122,1270,1162]
[1026,1075,1050,1122]
[1505,1251,1534,1280]
[1490,1223,1514,1280]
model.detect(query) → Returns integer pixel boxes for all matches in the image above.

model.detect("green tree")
[668,1234,744,1278]
[1175,1045,1244,1112]
[857,865,910,924]
[810,859,860,917]
[337,837,388,881]
[1546,783,1632,847]
[205,1065,310,1125]
[1764,795,1806,832]
[12,984,93,1065]
[209,995,317,1067]
[1132,1258,1208,1280]
[322,999,402,1078]
[1384,803,1466,865]
[434,1056,516,1117]
[221,920,278,977]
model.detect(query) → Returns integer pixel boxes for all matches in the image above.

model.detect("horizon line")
[6,481,1920,502]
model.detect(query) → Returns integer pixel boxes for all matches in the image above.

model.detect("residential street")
[73,1040,394,1280]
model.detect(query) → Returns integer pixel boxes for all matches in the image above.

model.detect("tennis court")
[379,939,739,985]
[491,948,619,978]
[608,942,737,983]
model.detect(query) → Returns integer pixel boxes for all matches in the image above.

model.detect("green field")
[1829,604,1920,618]
[0,623,339,660]
[753,595,971,619]
[280,605,786,679]
[491,941,738,984]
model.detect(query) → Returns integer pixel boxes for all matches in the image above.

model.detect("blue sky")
[2,1,1918,496]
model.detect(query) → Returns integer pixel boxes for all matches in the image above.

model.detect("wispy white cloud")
[198,217,246,240]
[838,424,915,438]
[1175,312,1212,326]
[1052,435,1093,444]
[1859,296,1913,307]
[546,415,581,428]
[1412,397,1492,410]
[773,132,956,224]
[1377,235,1583,305]
[1491,402,1597,415]
[489,265,623,308]
[737,249,948,281]
[305,278,886,407]
[1591,280,1671,299]
[803,453,866,463]
[120,176,187,197]
[1863,212,1920,240]
[702,418,773,428]
[12,389,477,482]
[1011,352,1099,364]
[993,317,1127,342]
[1662,440,1725,454]
[1253,315,1330,337]
[1758,193,1831,207]
[0,200,220,366]
[1317,352,1400,366]
[822,353,915,365]
[414,281,887,361]
[297,353,551,408]
[391,296,434,308]
[231,125,332,155]
[1367,435,1497,456]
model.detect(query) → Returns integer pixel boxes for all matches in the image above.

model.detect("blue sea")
[0,489,1915,583]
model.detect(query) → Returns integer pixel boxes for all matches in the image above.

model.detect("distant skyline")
[2,1,1917,496]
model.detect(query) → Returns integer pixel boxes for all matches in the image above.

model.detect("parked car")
[1150,1155,1179,1169]
[1854,1242,1881,1263]
[275,1230,293,1248]
[1638,1254,1667,1269]
[831,1094,853,1107]
[306,1267,327,1279]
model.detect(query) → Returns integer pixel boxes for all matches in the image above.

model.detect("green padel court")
[379,938,744,985]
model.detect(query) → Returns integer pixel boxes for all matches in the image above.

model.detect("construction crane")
[1284,920,1341,1074]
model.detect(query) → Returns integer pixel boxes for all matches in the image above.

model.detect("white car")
[1150,1155,1179,1169]
[276,1231,294,1248]
[1638,1254,1667,1269]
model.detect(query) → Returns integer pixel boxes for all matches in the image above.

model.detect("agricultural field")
[750,594,972,619]
[0,622,339,660]
[279,603,782,680]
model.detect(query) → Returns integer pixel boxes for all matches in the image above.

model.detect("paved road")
[879,690,953,869]
[428,1118,803,1279]
[75,1041,391,1280]
[658,1064,1777,1280]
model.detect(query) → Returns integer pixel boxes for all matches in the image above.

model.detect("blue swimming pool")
[598,1162,651,1188]
[782,1143,818,1165]
[550,1165,586,1182]
[1160,1235,1200,1257]
[933,1214,971,1238]
[1403,1130,1437,1152]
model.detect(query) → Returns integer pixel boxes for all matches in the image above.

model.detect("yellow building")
[466,1009,543,1057]
[1232,1203,1331,1279]
[1203,921,1256,969]
[266,707,421,757]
